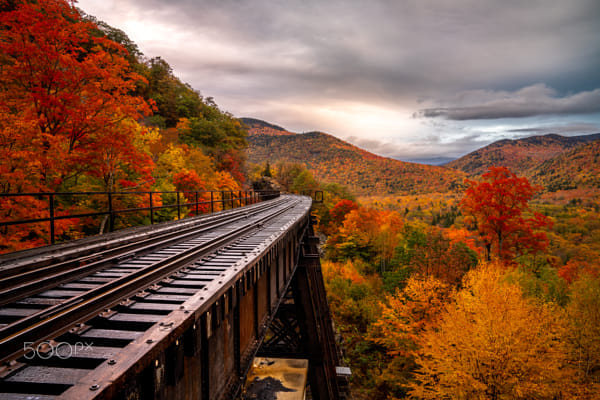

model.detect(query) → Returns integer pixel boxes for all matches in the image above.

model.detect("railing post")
[230,191,234,209]
[49,193,55,245]
[195,192,199,216]
[177,191,181,220]
[108,192,114,232]
[149,192,154,225]
[211,191,214,213]
[238,190,242,207]
[221,191,226,211]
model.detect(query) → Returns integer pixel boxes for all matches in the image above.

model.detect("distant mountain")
[402,156,457,166]
[446,133,600,177]
[529,139,600,191]
[244,120,464,195]
[240,118,294,136]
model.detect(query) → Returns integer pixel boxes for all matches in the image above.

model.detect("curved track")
[0,195,313,399]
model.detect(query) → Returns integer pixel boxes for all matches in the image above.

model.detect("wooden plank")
[144,294,191,303]
[0,308,43,317]
[15,297,62,306]
[0,394,55,400]
[37,290,84,298]
[128,303,180,312]
[108,313,165,324]
[154,287,200,295]
[59,283,99,290]
[6,366,90,385]
[80,329,142,341]
[54,345,121,360]
[168,280,207,288]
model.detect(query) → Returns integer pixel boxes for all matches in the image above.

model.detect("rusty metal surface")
[0,195,324,400]
[0,197,295,362]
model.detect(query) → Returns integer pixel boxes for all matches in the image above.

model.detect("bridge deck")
[0,195,343,400]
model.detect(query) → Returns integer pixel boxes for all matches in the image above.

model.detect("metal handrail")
[0,190,280,246]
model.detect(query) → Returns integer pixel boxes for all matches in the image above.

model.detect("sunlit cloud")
[76,0,600,162]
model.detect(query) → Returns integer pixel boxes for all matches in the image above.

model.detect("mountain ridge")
[242,117,600,195]
[243,118,464,195]
[529,139,600,191]
[240,117,294,136]
[446,133,600,177]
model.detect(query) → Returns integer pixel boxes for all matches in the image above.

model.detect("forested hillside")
[245,121,464,195]
[530,139,600,191]
[446,133,600,177]
[318,167,600,399]
[240,117,294,136]
[0,0,246,252]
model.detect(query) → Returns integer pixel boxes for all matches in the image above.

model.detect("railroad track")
[0,194,313,399]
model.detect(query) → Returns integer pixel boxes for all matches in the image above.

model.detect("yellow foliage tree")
[369,276,454,397]
[371,275,453,356]
[409,263,572,400]
[566,273,600,394]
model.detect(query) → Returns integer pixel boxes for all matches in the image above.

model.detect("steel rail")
[0,198,289,307]
[0,197,301,365]
[0,196,284,275]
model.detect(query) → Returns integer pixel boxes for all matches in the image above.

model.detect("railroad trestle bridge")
[0,194,346,399]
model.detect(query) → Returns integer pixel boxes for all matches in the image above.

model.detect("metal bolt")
[90,384,100,391]
[146,339,153,344]
[108,359,116,365]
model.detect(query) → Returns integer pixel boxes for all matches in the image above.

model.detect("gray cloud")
[344,132,491,163]
[77,0,600,158]
[507,122,600,135]
[416,85,600,120]
[81,0,600,104]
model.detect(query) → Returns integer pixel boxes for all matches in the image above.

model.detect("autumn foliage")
[319,166,600,398]
[409,264,568,399]
[0,0,153,193]
[461,166,552,262]
[0,0,247,252]
[2,3,600,399]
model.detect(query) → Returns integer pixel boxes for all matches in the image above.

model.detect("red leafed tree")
[329,199,359,227]
[0,0,153,251]
[173,170,209,214]
[460,167,552,262]
[0,0,152,193]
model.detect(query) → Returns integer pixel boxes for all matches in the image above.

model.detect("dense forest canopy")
[0,0,247,252]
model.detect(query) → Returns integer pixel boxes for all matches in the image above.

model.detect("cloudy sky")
[77,0,600,163]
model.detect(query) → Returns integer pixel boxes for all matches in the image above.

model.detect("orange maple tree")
[329,199,359,226]
[0,0,152,192]
[0,0,154,251]
[173,169,209,214]
[460,167,552,262]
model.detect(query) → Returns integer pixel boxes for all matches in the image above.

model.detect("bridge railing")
[0,189,280,249]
